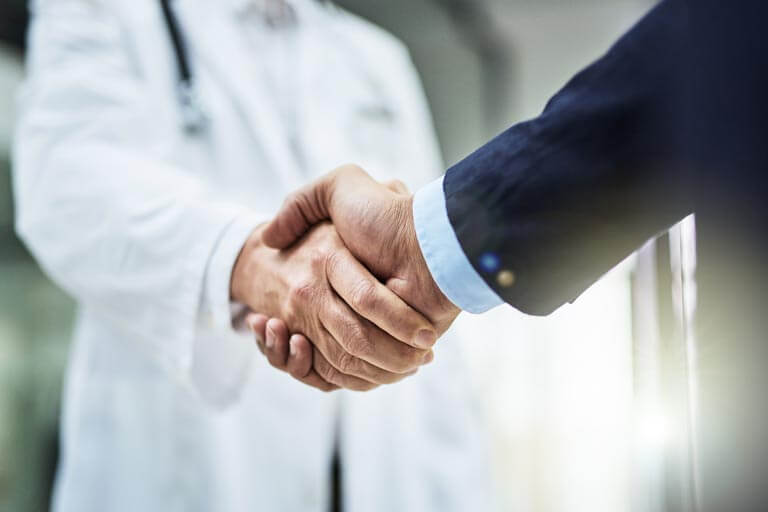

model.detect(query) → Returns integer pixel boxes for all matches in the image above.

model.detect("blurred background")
[0,1,699,511]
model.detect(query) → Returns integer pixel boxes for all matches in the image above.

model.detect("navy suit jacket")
[446,0,767,317]
[443,1,768,507]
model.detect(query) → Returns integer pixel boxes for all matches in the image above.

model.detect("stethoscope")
[158,0,386,136]
[159,0,209,135]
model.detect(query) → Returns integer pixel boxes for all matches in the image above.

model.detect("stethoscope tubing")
[159,0,208,134]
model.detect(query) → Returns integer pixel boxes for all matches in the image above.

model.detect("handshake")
[232,165,460,392]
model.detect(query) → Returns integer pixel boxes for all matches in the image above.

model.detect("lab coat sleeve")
[201,213,263,336]
[13,0,262,407]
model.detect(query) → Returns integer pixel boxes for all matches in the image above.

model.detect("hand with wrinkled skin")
[231,221,436,392]
[260,166,461,338]
[245,313,338,392]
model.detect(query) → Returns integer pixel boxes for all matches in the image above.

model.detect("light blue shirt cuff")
[412,176,504,314]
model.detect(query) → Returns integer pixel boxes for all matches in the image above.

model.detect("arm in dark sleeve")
[444,0,692,315]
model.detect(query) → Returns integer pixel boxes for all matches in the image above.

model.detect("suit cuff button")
[496,270,516,288]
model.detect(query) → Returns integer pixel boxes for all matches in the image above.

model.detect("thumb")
[261,179,332,249]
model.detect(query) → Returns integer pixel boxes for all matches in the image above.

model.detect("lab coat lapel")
[176,0,305,190]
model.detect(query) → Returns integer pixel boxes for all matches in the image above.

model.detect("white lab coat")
[13,0,494,511]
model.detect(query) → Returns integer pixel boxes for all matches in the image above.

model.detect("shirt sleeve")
[412,176,504,314]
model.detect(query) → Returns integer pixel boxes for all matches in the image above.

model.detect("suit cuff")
[412,176,504,314]
[202,212,265,332]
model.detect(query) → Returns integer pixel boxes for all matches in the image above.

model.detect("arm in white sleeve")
[13,0,261,406]
[201,213,264,332]
[412,176,504,314]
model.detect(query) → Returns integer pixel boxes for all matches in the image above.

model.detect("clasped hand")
[232,165,460,392]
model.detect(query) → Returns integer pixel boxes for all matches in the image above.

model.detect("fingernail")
[289,337,298,357]
[422,351,434,365]
[266,326,275,349]
[415,329,436,349]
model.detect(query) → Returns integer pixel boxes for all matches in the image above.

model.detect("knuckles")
[335,351,359,375]
[333,163,365,180]
[322,246,345,276]
[338,318,374,360]
[349,279,379,314]
[308,245,331,271]
[284,233,338,325]
[315,351,378,392]
[393,344,429,374]
[315,357,340,385]
[287,279,318,312]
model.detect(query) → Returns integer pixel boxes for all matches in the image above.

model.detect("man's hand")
[232,221,436,392]
[245,313,339,392]
[261,165,460,336]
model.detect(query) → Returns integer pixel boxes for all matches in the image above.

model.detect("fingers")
[312,346,377,392]
[285,334,313,379]
[264,324,372,392]
[247,315,339,393]
[317,297,426,381]
[261,164,372,249]
[325,248,437,350]
[288,335,340,393]
[264,318,290,368]
[246,313,269,352]
[261,179,333,250]
[249,308,423,391]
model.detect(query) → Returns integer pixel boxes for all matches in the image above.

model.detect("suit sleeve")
[13,0,264,406]
[442,0,692,315]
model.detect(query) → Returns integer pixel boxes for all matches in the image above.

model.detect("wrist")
[230,224,267,305]
[400,196,460,320]
[400,195,424,273]
[412,176,499,316]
